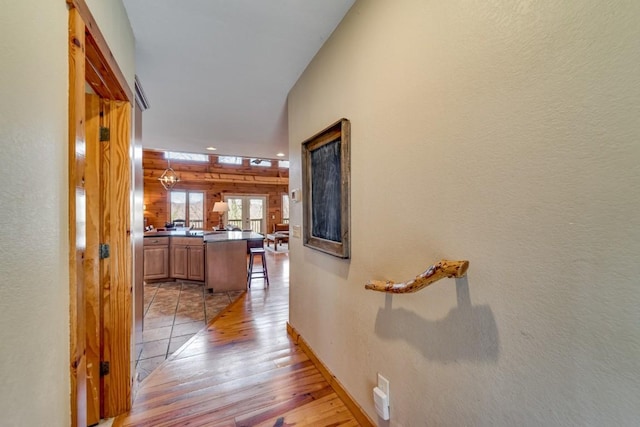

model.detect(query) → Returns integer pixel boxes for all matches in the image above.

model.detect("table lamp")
[212,201,229,230]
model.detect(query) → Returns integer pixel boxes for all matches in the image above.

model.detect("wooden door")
[83,94,133,423]
[99,99,132,418]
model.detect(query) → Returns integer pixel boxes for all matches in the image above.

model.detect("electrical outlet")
[292,225,301,238]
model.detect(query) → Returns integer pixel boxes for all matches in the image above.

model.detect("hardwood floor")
[115,252,362,426]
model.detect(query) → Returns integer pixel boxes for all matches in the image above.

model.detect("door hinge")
[100,127,110,142]
[99,243,110,259]
[100,361,110,377]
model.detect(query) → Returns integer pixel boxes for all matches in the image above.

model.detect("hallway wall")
[0,1,134,424]
[288,1,640,425]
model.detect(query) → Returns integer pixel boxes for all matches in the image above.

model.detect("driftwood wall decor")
[365,260,469,293]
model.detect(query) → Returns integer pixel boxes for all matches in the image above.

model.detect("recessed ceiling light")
[276,153,285,157]
[206,146,217,151]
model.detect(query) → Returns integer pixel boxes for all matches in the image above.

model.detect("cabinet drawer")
[144,236,169,246]
[171,236,203,247]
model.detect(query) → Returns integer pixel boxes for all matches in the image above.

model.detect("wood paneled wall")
[143,150,289,233]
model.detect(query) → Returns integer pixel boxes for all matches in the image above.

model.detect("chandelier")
[158,158,180,190]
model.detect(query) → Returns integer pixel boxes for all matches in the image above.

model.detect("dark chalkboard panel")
[310,139,342,242]
[301,118,350,258]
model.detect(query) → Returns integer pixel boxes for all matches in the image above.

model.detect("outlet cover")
[378,373,390,397]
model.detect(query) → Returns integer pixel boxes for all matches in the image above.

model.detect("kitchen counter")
[144,230,264,241]
[144,229,204,238]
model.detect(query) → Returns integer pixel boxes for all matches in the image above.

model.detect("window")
[218,156,243,165]
[282,194,290,224]
[170,190,205,229]
[250,158,272,167]
[164,151,208,162]
[170,191,186,222]
[278,160,290,168]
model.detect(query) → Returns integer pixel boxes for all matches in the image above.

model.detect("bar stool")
[247,247,269,288]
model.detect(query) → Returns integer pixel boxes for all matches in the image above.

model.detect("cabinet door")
[170,245,189,279]
[188,245,205,281]
[143,246,169,280]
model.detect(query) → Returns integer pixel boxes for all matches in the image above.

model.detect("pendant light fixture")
[158,158,180,190]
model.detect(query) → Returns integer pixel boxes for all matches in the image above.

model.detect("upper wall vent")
[134,75,150,111]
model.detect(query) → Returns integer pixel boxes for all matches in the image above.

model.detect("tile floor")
[136,280,245,381]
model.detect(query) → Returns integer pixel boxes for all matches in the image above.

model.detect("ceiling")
[123,0,355,161]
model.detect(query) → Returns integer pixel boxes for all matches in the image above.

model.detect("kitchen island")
[143,230,264,292]
[204,231,265,292]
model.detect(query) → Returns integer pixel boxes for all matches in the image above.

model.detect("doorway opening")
[225,195,268,233]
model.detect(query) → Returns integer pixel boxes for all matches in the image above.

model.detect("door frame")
[84,93,102,425]
[68,1,134,425]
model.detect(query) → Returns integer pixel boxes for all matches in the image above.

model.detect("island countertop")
[144,230,204,238]
[144,230,265,242]
[203,231,264,243]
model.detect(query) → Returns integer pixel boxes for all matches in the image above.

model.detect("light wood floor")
[115,252,361,427]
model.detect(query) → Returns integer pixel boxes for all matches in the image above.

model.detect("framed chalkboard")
[301,118,350,258]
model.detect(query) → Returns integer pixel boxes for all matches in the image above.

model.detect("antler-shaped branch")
[365,260,469,293]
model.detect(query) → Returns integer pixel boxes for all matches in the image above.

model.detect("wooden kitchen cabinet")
[187,244,205,281]
[170,244,188,279]
[143,237,169,280]
[170,237,205,281]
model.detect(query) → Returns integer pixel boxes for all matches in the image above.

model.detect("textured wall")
[0,1,135,424]
[288,1,640,425]
[0,2,70,425]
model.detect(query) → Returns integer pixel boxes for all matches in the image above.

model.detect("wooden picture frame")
[301,118,350,258]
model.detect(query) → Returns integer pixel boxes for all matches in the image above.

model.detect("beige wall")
[288,1,640,425]
[0,1,134,424]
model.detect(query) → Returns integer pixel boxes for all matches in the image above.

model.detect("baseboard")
[287,322,375,427]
